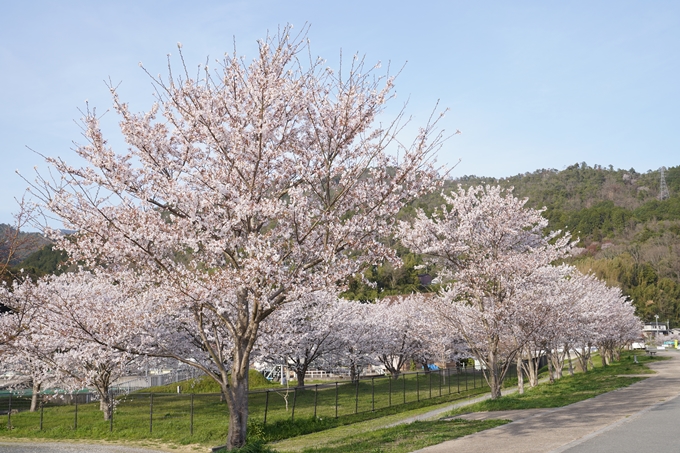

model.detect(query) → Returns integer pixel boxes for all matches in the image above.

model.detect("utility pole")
[659,166,670,201]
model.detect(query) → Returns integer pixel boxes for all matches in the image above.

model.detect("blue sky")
[1,1,679,224]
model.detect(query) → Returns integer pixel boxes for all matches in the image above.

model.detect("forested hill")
[453,163,680,325]
[453,163,680,241]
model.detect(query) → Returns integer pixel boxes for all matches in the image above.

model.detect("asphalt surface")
[413,351,680,453]
[557,392,680,452]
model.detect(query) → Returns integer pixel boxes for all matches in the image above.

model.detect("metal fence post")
[39,399,44,431]
[371,378,375,412]
[354,379,359,414]
[190,393,194,435]
[109,390,113,433]
[291,387,297,421]
[416,372,420,401]
[314,385,318,418]
[473,363,476,389]
[7,392,11,430]
[335,382,338,418]
[429,371,432,399]
[402,373,406,404]
[74,393,78,430]
[388,376,392,407]
[439,369,442,397]
[149,393,154,433]
[263,391,269,425]
[465,365,468,392]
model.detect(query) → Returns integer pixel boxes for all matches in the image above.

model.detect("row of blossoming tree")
[0,28,640,449]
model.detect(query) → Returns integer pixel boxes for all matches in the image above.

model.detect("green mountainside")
[10,163,680,325]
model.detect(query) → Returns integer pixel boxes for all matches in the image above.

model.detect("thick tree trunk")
[295,368,307,388]
[100,392,113,421]
[30,381,41,412]
[223,295,257,451]
[486,350,502,399]
[93,371,113,421]
[224,369,249,451]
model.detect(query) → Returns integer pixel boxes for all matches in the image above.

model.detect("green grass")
[286,419,509,453]
[0,369,489,447]
[445,351,664,416]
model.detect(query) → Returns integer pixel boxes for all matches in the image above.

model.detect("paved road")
[413,351,680,453]
[557,392,680,452]
[0,442,171,453]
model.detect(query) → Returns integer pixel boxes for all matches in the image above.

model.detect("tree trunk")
[566,347,574,377]
[516,356,524,395]
[486,350,502,399]
[551,349,563,379]
[295,368,307,389]
[223,300,258,452]
[224,366,249,451]
[100,392,113,421]
[349,362,360,383]
[379,354,403,380]
[527,353,539,388]
[30,381,41,412]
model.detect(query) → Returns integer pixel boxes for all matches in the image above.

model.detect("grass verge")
[283,419,510,453]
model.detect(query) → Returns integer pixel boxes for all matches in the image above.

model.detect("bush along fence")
[0,365,488,436]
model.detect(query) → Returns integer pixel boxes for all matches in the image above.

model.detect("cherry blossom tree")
[399,185,572,399]
[256,291,352,388]
[368,296,428,378]
[0,272,139,419]
[512,264,576,391]
[330,301,380,382]
[0,276,52,411]
[367,294,462,378]
[30,27,446,449]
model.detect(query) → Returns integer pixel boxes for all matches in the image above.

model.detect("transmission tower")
[659,166,670,201]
